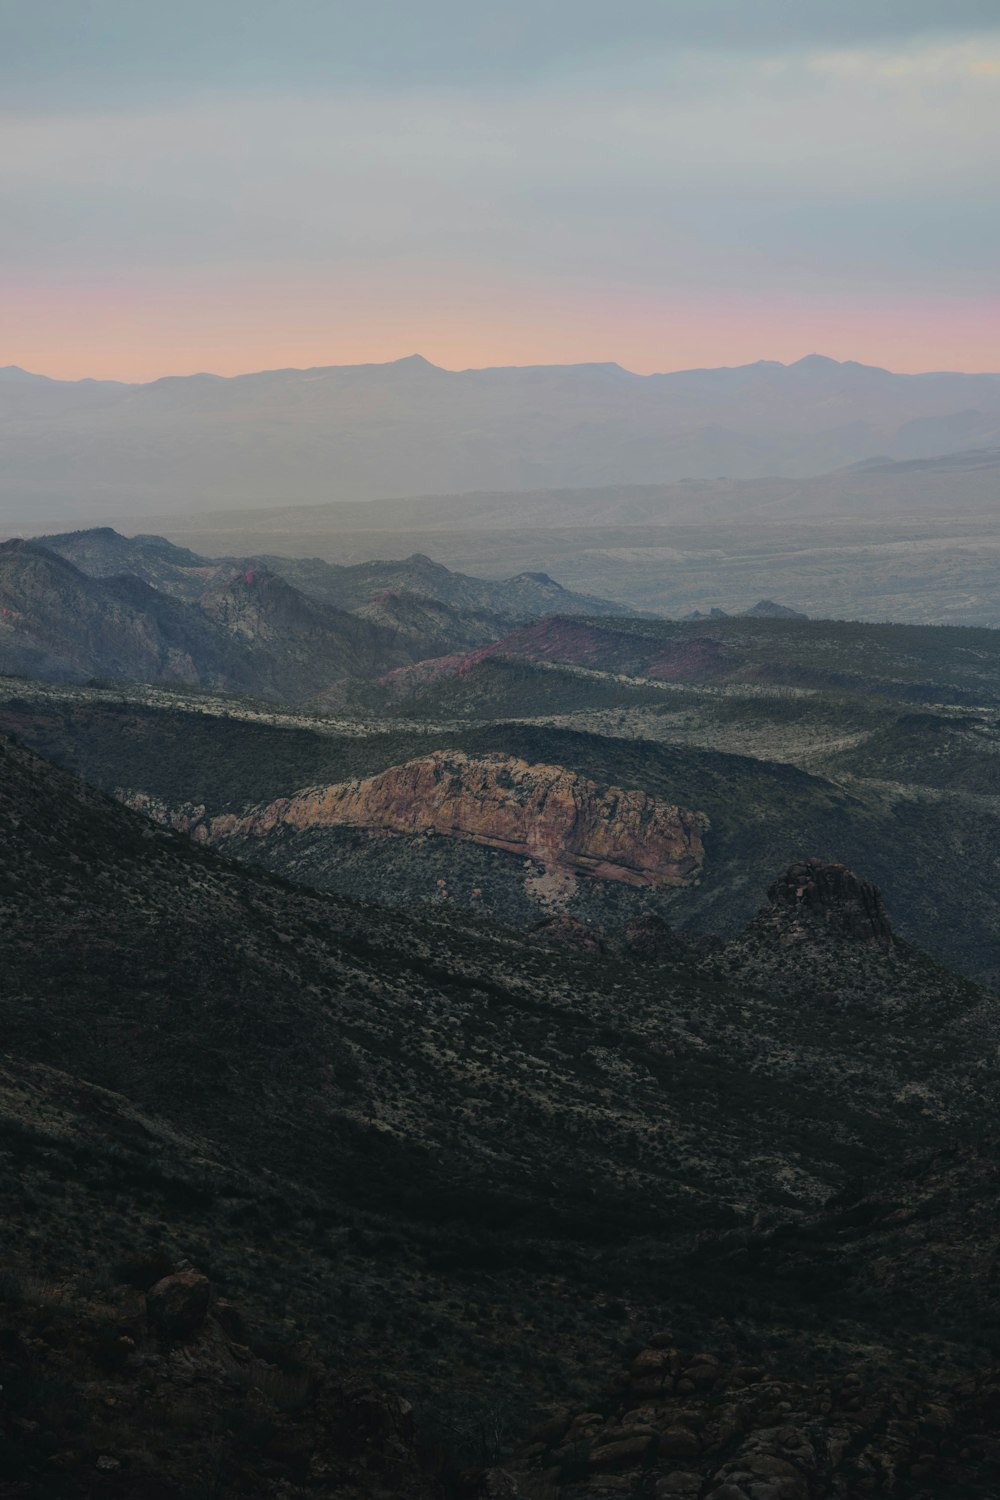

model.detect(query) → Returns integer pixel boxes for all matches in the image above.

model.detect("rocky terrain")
[0,528,633,702]
[3,563,1000,1496]
[377,612,1000,707]
[506,1330,1000,1498]
[0,539,420,698]
[3,730,1000,1494]
[8,673,998,982]
[246,550,629,622]
[36,527,628,623]
[378,621,736,700]
[121,749,707,889]
[353,591,522,653]
[0,1254,438,1500]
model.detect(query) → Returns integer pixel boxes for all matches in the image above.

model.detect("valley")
[5,581,1000,985]
[7,8,1000,1493]
[3,733,1000,1497]
[2,522,1000,1496]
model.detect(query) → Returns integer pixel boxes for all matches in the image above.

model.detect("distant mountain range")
[3,353,1000,521]
[161,444,1000,540]
[684,599,807,620]
[145,445,1000,627]
[34,526,627,617]
[0,527,630,697]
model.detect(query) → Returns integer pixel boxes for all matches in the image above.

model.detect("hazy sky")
[3,1,999,379]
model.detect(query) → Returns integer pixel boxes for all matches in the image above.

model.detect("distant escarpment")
[376,612,982,709]
[122,750,707,889]
[377,617,735,701]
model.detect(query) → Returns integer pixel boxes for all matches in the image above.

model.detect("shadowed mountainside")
[35,527,631,621]
[376,612,1000,706]
[1,734,1000,1493]
[0,539,420,700]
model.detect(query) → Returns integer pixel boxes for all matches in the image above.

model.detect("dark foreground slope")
[2,737,1000,1495]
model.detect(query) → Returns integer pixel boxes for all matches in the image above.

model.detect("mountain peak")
[787,353,892,377]
[0,364,53,384]
[766,859,894,949]
[512,571,560,586]
[388,353,439,371]
[742,599,809,619]
[791,353,841,369]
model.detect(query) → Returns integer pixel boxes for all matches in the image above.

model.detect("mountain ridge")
[6,355,1000,521]
[0,539,417,698]
[0,529,633,697]
[9,352,1000,386]
[33,526,632,619]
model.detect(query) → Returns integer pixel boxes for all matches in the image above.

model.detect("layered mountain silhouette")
[155,443,1000,544]
[0,538,415,698]
[0,529,630,697]
[36,527,630,619]
[4,353,1000,520]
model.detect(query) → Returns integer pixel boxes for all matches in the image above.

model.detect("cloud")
[1,33,997,291]
[2,1,999,107]
[1,10,997,375]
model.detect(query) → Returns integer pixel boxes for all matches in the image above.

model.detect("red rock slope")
[143,750,707,889]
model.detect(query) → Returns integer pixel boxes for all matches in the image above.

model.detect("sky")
[2,1,999,381]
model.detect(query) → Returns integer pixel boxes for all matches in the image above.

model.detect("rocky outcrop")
[765,858,893,949]
[147,1270,211,1342]
[621,914,689,962]
[508,1336,1000,1498]
[190,751,707,889]
[711,859,911,1010]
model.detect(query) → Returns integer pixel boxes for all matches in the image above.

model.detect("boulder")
[478,1469,520,1498]
[656,1475,704,1498]
[659,1426,701,1459]
[146,1272,210,1342]
[588,1433,655,1471]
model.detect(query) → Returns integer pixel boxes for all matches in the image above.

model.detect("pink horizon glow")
[6,279,999,381]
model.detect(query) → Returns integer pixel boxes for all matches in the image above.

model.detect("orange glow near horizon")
[6,278,1000,380]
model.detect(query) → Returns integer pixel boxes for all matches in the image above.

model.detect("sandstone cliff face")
[123,751,707,889]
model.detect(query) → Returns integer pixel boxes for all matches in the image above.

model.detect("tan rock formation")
[129,751,707,889]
